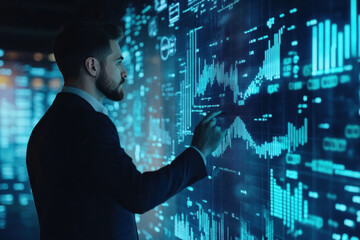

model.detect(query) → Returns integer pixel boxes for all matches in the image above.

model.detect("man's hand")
[191,111,226,157]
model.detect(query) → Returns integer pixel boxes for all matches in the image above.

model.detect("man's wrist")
[190,146,207,165]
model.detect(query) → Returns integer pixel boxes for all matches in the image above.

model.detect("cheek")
[106,65,116,76]
[112,66,120,78]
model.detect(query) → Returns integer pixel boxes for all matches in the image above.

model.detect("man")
[26,21,225,240]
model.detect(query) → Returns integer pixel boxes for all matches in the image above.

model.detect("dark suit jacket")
[26,92,207,240]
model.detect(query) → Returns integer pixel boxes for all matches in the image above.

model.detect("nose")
[121,65,127,79]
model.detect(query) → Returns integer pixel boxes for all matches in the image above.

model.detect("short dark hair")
[53,21,123,80]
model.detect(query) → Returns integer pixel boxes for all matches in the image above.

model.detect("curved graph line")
[196,26,285,105]
[212,117,308,159]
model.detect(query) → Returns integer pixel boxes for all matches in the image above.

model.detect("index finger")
[202,111,222,124]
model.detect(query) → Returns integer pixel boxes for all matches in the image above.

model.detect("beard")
[95,63,125,101]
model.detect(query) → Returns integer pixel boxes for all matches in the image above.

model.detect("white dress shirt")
[62,86,109,116]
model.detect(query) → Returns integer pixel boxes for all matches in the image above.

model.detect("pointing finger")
[202,111,222,124]
[209,118,217,127]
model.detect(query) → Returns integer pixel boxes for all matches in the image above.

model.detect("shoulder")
[81,112,119,143]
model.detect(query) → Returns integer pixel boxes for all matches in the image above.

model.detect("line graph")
[196,26,284,105]
[212,117,308,159]
[178,26,286,143]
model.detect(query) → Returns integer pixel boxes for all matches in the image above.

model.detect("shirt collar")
[61,86,109,116]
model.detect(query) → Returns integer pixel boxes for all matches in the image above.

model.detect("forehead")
[108,39,122,58]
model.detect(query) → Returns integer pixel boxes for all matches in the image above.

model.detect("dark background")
[0,0,151,53]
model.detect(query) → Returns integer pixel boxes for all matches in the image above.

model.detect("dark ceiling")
[0,0,133,54]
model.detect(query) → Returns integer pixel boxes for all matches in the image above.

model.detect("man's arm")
[85,114,208,214]
[86,111,224,214]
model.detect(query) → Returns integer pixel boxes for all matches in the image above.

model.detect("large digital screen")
[114,0,360,239]
[0,0,360,239]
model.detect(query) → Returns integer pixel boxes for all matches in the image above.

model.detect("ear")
[84,57,101,77]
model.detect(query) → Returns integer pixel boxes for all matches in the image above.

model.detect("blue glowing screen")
[1,0,360,239]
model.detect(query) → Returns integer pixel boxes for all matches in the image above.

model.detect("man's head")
[53,21,127,101]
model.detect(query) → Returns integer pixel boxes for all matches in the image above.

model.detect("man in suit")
[26,21,225,240]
